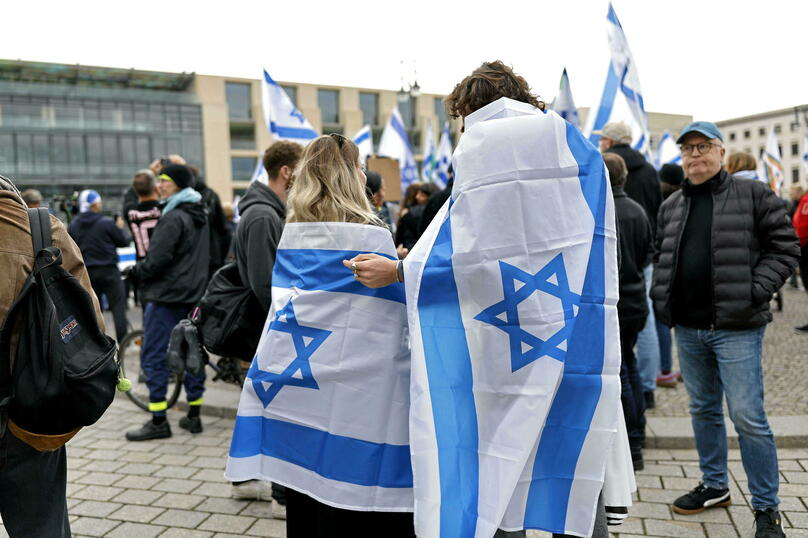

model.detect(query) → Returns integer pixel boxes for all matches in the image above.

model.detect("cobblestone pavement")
[649,285,808,418]
[0,400,805,537]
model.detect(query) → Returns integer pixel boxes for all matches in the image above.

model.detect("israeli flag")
[655,130,681,169]
[552,68,580,130]
[352,124,374,164]
[803,134,808,173]
[404,97,624,537]
[250,157,268,185]
[584,3,651,157]
[421,122,438,183]
[762,129,784,196]
[262,69,318,144]
[378,107,419,194]
[226,222,413,511]
[433,122,453,189]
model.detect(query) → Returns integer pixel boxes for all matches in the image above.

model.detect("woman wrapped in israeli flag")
[226,134,415,537]
[349,61,633,538]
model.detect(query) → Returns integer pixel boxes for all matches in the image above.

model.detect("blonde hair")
[287,135,382,225]
[726,152,757,174]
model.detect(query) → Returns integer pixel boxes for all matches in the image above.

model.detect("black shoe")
[644,390,655,410]
[631,450,644,472]
[179,415,203,434]
[672,483,731,514]
[754,509,786,538]
[125,419,171,441]
[795,323,808,334]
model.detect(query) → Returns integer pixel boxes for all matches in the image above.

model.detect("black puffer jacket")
[614,187,653,323]
[652,169,799,329]
[606,144,662,232]
[134,202,210,305]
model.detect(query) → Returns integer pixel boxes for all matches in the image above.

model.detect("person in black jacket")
[126,164,211,442]
[190,165,228,277]
[652,122,798,538]
[604,153,652,472]
[418,168,454,236]
[598,121,662,410]
[68,189,131,342]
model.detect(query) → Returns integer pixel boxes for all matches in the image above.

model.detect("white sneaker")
[231,480,273,501]
[272,500,287,520]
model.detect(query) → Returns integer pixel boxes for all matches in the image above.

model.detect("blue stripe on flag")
[588,64,620,145]
[273,249,406,304]
[229,415,412,488]
[524,122,607,532]
[270,122,318,140]
[118,252,136,262]
[353,131,370,145]
[417,210,480,538]
[390,114,412,150]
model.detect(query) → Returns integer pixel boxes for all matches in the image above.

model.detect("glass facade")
[225,82,251,121]
[360,92,379,126]
[231,156,256,181]
[318,89,340,126]
[434,97,447,126]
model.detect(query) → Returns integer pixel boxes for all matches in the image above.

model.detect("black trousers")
[619,317,647,449]
[800,244,808,291]
[0,432,71,537]
[88,265,128,342]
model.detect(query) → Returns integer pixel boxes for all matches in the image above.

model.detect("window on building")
[791,122,800,132]
[230,124,256,150]
[33,134,50,174]
[282,86,298,107]
[792,143,800,156]
[231,157,256,181]
[68,134,86,174]
[729,132,736,141]
[435,97,447,126]
[744,130,750,139]
[759,146,765,156]
[399,95,417,128]
[225,82,252,121]
[778,144,782,156]
[774,124,782,134]
[744,147,752,154]
[793,167,801,184]
[15,134,33,174]
[758,127,766,137]
[51,134,69,174]
[134,136,151,166]
[318,89,340,126]
[359,92,379,126]
[0,134,13,172]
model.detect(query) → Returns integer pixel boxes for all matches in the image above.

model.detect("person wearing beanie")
[126,163,211,441]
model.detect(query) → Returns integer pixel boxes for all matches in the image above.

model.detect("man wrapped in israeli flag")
[225,135,414,532]
[350,61,630,537]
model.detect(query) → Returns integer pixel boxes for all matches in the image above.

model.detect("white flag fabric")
[404,97,623,537]
[250,157,268,185]
[655,130,681,170]
[552,68,580,130]
[762,130,784,196]
[421,122,438,183]
[433,122,452,189]
[225,222,413,511]
[378,107,419,194]
[352,124,374,164]
[261,69,318,144]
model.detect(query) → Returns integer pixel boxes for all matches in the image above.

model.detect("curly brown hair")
[263,140,304,179]
[444,60,545,119]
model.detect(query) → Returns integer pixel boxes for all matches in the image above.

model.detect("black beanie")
[158,164,194,190]
[365,171,382,195]
[659,163,684,186]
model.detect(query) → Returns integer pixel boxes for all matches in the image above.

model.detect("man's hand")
[342,254,399,288]
[115,216,125,229]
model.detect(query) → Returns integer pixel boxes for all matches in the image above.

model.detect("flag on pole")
[552,68,580,130]
[404,97,625,537]
[250,157,268,185]
[377,107,419,194]
[421,121,438,183]
[352,124,373,164]
[655,130,681,169]
[226,222,412,511]
[761,130,784,196]
[584,4,651,156]
[433,122,452,189]
[261,69,318,144]
[803,133,808,174]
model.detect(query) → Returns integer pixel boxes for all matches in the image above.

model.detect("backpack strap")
[27,208,52,254]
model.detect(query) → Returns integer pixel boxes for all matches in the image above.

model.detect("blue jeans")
[675,326,779,510]
[636,265,660,392]
[656,318,673,373]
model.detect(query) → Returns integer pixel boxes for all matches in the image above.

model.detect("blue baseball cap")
[78,189,101,213]
[676,121,723,144]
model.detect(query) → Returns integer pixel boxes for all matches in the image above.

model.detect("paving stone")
[67,457,91,470]
[643,518,706,537]
[245,517,286,537]
[702,522,740,537]
[625,501,671,519]
[159,454,196,466]
[787,511,808,528]
[117,451,161,463]
[780,496,807,511]
[662,476,700,490]
[780,483,808,496]
[111,489,164,506]
[190,456,228,468]
[191,468,229,482]
[637,464,685,477]
[194,482,236,498]
[784,471,808,484]
[83,460,126,473]
[612,517,644,535]
[671,507,731,523]
[152,478,203,494]
[154,465,199,479]
[108,504,165,523]
[66,483,86,497]
[69,516,121,537]
[189,446,228,457]
[74,472,124,486]
[638,488,687,504]
[71,500,123,518]
[779,460,805,471]
[118,462,163,475]
[199,514,256,533]
[83,449,121,461]
[151,508,210,528]
[159,529,214,538]
[195,497,251,514]
[154,493,207,510]
[71,485,125,502]
[105,521,166,537]
[635,475,663,488]
[238,501,273,518]
[113,475,162,490]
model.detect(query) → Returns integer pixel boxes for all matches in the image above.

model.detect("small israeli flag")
[762,129,784,196]
[421,122,438,183]
[250,157,268,185]
[378,107,419,194]
[802,134,808,173]
[261,69,318,144]
[552,68,580,130]
[226,222,412,511]
[433,122,452,189]
[655,130,681,169]
[404,97,624,537]
[352,124,374,164]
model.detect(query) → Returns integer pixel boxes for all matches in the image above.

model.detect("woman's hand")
[342,254,399,288]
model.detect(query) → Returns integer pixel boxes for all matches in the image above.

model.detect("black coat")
[606,144,662,232]
[614,187,653,323]
[68,211,130,267]
[233,181,286,313]
[135,202,210,305]
[651,169,799,329]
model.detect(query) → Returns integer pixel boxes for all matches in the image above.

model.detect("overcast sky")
[5,0,806,121]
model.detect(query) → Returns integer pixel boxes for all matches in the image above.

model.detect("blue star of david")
[249,299,331,407]
[289,106,305,124]
[475,254,581,372]
[402,161,419,183]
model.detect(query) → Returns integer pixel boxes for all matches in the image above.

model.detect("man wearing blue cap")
[651,121,799,538]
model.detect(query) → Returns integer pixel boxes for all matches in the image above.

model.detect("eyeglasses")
[679,142,722,155]
[329,133,347,147]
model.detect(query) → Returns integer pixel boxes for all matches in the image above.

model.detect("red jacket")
[792,193,808,247]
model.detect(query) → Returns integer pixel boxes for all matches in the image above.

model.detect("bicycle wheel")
[118,329,182,412]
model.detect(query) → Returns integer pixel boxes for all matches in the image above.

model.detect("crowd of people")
[0,59,804,538]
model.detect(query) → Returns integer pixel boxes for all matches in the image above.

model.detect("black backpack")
[0,208,119,443]
[190,262,264,362]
